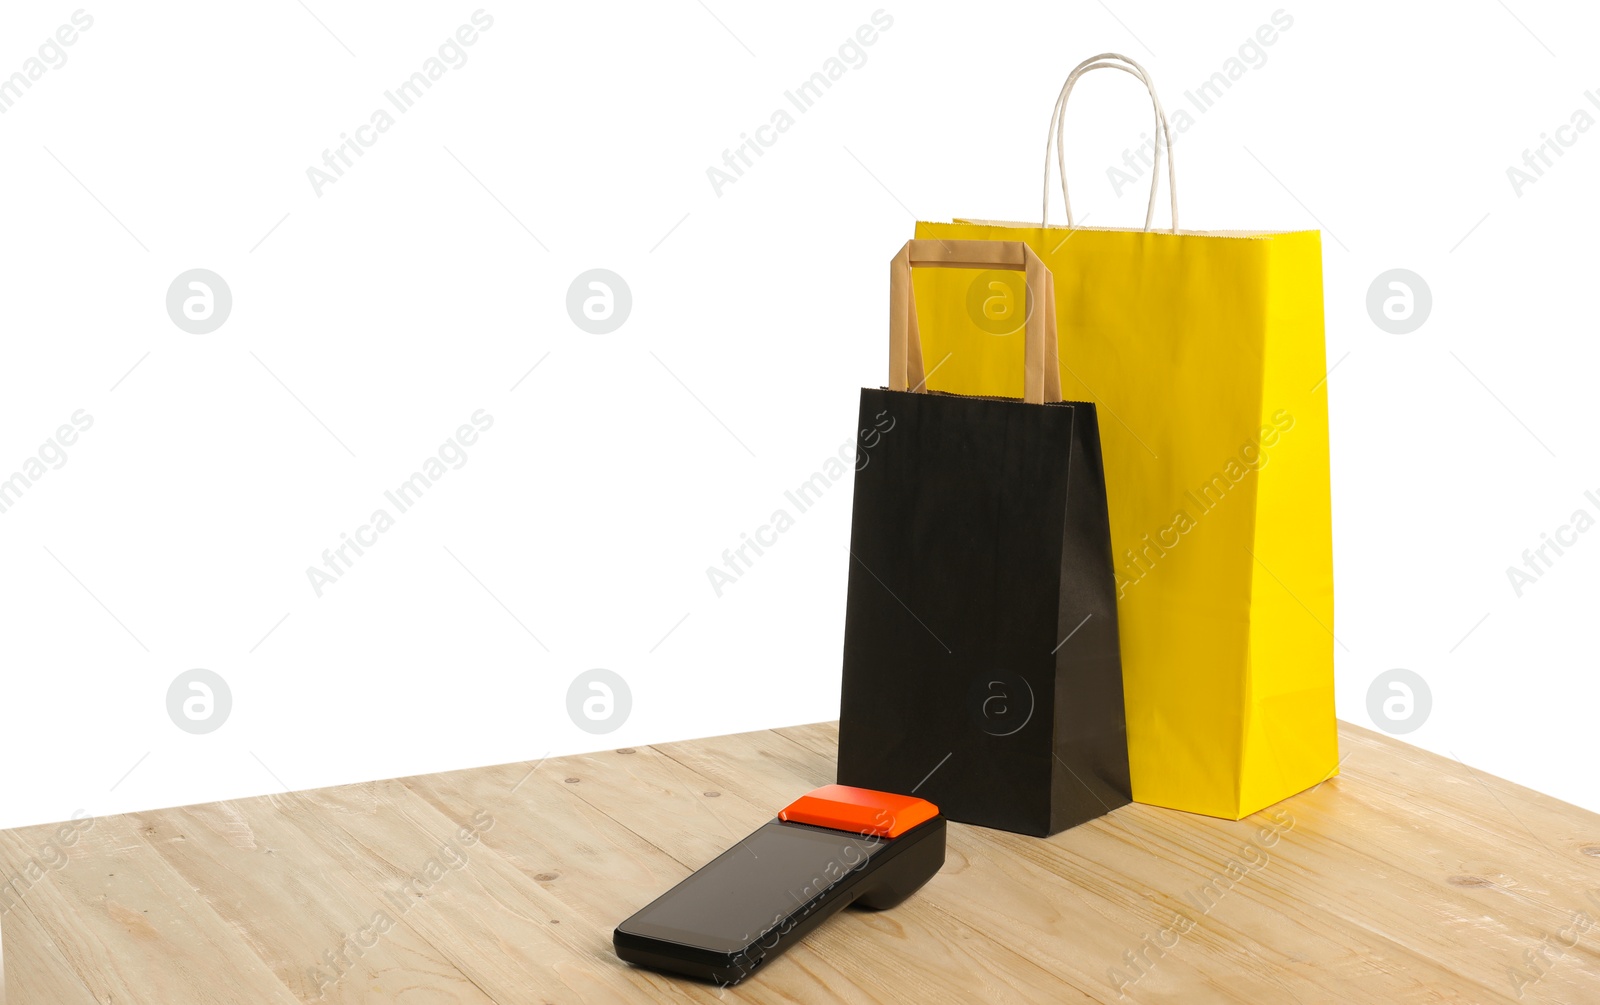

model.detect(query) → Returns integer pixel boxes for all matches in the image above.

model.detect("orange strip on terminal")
[778,784,939,838]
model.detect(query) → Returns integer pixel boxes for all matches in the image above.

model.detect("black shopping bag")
[835,240,1131,837]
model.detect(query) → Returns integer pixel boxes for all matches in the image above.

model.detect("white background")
[1,0,1596,832]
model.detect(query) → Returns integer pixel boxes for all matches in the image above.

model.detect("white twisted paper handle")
[1042,53,1179,233]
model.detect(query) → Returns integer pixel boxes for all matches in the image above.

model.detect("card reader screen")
[621,821,882,955]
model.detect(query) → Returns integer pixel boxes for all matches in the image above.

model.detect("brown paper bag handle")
[889,239,1063,405]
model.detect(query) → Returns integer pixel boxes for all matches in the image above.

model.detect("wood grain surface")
[2,721,1598,1004]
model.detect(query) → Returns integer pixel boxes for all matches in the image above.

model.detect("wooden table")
[2,721,1598,1003]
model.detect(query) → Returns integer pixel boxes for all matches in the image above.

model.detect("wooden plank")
[279,776,712,1003]
[128,798,503,1004]
[693,725,1333,1003]
[0,901,97,1005]
[400,756,850,1004]
[539,740,1081,1002]
[2,722,1598,1004]
[0,815,302,1005]
[777,721,1600,1003]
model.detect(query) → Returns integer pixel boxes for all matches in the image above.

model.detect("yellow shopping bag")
[912,54,1336,819]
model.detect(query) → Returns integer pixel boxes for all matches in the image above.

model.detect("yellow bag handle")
[889,240,1063,405]
[1043,53,1180,233]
